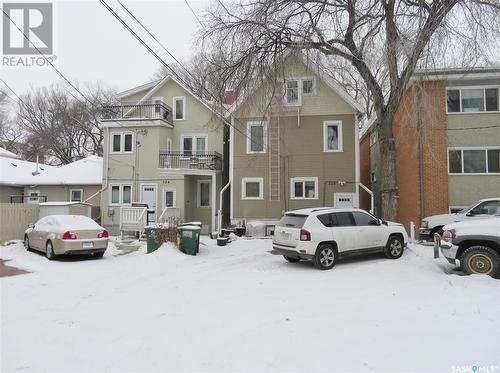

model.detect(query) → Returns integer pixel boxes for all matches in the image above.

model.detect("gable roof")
[229,49,365,115]
[28,156,103,185]
[0,157,55,186]
[118,75,228,124]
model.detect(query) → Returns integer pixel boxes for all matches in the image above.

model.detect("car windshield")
[277,214,308,228]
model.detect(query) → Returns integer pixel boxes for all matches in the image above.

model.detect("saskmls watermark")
[1,2,56,68]
[452,365,499,373]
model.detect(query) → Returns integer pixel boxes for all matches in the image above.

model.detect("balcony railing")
[159,151,222,171]
[10,195,48,203]
[102,101,172,123]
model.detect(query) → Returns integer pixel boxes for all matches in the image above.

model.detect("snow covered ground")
[1,237,499,372]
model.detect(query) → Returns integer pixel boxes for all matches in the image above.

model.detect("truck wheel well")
[457,240,500,259]
[387,233,404,246]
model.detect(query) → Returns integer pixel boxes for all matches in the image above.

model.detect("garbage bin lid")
[179,225,201,231]
[180,221,202,226]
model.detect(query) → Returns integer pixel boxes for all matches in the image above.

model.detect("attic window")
[302,79,314,94]
[285,80,300,105]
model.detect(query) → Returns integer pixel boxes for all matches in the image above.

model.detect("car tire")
[93,251,105,259]
[313,243,337,270]
[460,246,500,278]
[384,236,404,259]
[283,255,300,263]
[46,241,56,261]
[24,235,31,251]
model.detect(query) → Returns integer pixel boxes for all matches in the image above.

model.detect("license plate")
[280,231,291,240]
[82,242,94,249]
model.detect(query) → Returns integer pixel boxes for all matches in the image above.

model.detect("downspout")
[218,181,231,234]
[416,81,425,225]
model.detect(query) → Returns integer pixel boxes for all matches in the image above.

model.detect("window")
[302,79,314,95]
[28,190,40,204]
[152,97,163,118]
[323,121,343,152]
[181,134,207,155]
[110,133,134,153]
[285,79,300,104]
[333,212,355,227]
[276,214,308,228]
[242,177,263,200]
[352,211,378,226]
[173,97,185,120]
[246,121,267,153]
[446,87,499,113]
[291,177,318,199]
[470,200,500,215]
[198,180,210,208]
[448,148,500,174]
[110,184,132,205]
[164,189,176,207]
[317,213,338,227]
[70,189,83,202]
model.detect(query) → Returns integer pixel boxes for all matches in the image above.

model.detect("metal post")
[410,221,415,243]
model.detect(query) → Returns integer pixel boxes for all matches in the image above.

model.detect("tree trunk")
[377,116,399,221]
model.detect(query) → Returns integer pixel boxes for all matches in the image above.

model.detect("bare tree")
[202,0,500,220]
[0,89,23,153]
[16,84,116,165]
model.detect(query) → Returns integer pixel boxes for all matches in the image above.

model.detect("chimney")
[223,89,236,105]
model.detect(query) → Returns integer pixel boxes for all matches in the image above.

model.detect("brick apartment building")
[360,67,500,231]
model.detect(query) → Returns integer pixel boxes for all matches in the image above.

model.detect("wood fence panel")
[0,203,39,243]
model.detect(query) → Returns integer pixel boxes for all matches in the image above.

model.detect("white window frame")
[241,177,264,200]
[447,146,500,175]
[173,96,186,121]
[110,132,134,154]
[284,78,302,106]
[246,121,267,154]
[180,134,208,155]
[323,120,343,152]
[70,189,83,202]
[163,187,177,208]
[446,86,500,114]
[301,77,315,95]
[197,180,211,208]
[109,183,133,206]
[290,177,319,200]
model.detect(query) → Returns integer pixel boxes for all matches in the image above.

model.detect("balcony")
[102,100,172,124]
[159,151,222,171]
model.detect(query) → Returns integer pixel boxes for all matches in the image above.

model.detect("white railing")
[158,207,181,223]
[120,206,148,233]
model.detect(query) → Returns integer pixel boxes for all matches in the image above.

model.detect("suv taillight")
[300,229,311,241]
[62,231,77,240]
[98,230,109,238]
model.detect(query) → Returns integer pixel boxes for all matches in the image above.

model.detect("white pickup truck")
[419,198,500,241]
[437,217,500,278]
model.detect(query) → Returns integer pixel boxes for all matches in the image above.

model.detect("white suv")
[272,208,409,270]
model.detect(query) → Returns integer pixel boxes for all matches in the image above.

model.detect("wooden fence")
[0,203,39,243]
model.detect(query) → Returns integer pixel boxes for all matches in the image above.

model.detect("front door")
[334,193,355,208]
[141,184,157,222]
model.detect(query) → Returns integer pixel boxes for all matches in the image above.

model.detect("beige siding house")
[100,75,226,234]
[229,52,364,226]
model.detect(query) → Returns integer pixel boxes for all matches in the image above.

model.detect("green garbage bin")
[178,225,201,256]
[144,227,160,254]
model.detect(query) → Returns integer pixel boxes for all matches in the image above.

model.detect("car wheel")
[460,246,500,278]
[46,241,56,261]
[283,255,300,263]
[24,235,31,251]
[93,251,105,259]
[385,236,404,259]
[313,244,337,270]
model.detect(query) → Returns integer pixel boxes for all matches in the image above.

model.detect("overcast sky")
[1,0,208,97]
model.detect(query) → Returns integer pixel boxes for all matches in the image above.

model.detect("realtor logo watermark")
[452,365,499,373]
[2,2,56,67]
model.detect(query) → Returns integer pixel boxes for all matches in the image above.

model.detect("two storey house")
[229,51,365,227]
[100,75,226,234]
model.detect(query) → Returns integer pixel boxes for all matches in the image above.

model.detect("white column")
[211,173,217,233]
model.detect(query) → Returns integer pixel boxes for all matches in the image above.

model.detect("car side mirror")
[28,223,35,229]
[377,219,382,226]
[466,211,473,217]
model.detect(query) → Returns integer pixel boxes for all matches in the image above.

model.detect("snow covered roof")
[29,156,103,186]
[0,156,55,186]
[0,156,102,187]
[0,147,21,159]
[39,201,92,207]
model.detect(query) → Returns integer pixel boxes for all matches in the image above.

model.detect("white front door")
[141,184,157,222]
[334,193,355,208]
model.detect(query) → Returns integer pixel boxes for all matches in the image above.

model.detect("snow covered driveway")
[1,237,499,372]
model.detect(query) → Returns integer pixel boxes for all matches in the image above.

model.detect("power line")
[184,0,204,27]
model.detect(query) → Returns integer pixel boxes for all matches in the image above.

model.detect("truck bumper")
[273,244,314,260]
[435,235,459,265]
[419,228,432,241]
